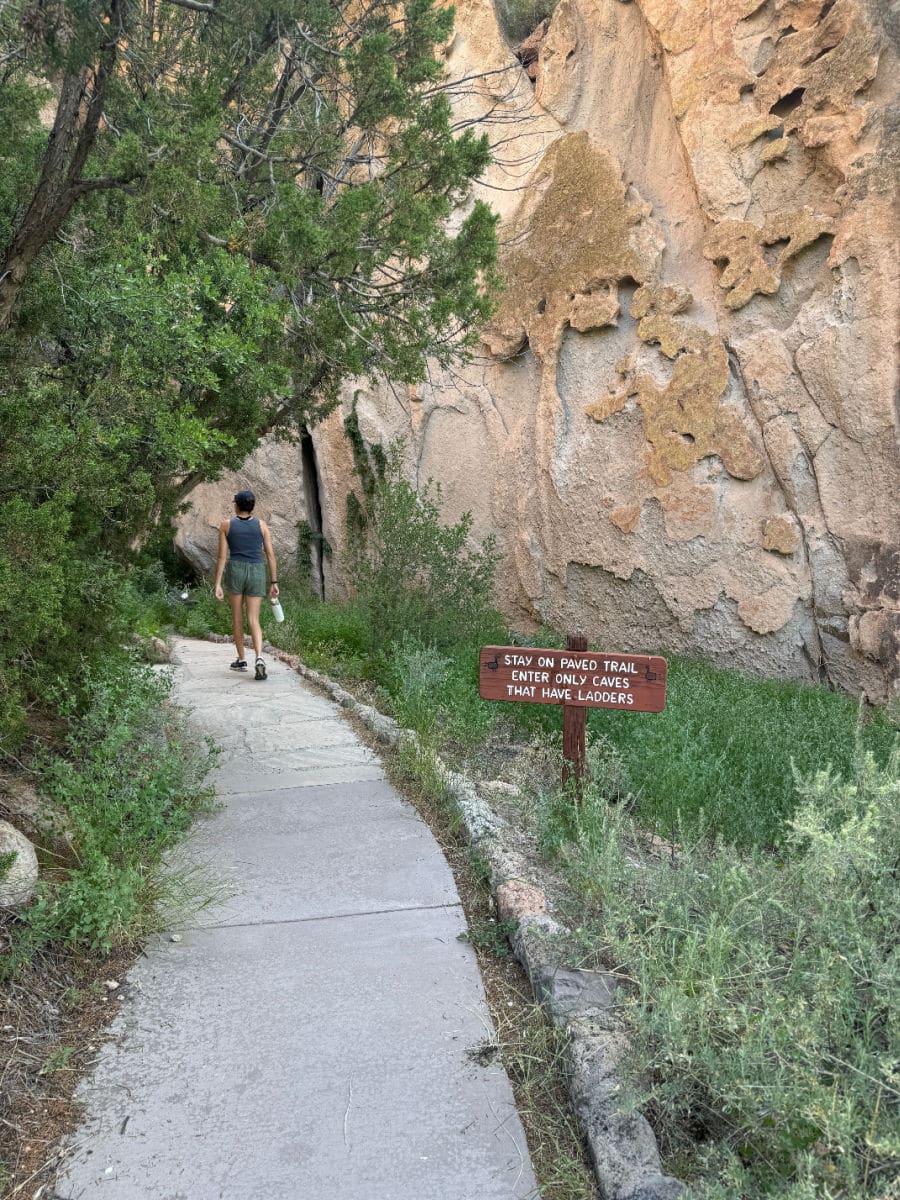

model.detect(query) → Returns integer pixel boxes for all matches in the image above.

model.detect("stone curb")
[252,640,683,1200]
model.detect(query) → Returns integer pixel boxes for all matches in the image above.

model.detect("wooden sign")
[479,645,667,713]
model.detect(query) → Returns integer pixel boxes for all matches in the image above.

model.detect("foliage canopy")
[0,0,500,734]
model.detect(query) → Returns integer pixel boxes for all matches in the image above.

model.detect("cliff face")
[179,0,900,699]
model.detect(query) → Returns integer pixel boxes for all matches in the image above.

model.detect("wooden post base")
[562,632,587,797]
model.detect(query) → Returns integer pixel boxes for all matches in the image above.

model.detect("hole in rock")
[770,87,806,117]
[536,297,547,314]
[811,42,837,63]
[300,427,326,599]
[617,275,640,321]
[676,432,696,445]
[739,0,773,27]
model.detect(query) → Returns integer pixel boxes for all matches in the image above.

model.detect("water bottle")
[270,596,285,623]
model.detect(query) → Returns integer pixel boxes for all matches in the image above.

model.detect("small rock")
[0,820,39,910]
[540,966,618,1023]
[496,879,548,922]
[149,636,172,663]
[169,934,182,943]
[104,980,120,991]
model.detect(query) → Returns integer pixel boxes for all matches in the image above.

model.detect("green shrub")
[349,451,505,655]
[7,656,215,962]
[269,588,374,677]
[549,740,900,1198]
[495,0,558,42]
[384,636,499,750]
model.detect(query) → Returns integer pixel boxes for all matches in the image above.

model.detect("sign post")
[562,633,588,788]
[478,638,668,798]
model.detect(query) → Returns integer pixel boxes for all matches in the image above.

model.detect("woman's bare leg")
[228,593,246,661]
[245,596,263,660]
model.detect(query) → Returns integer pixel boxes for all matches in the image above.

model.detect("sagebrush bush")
[495,0,558,42]
[545,739,900,1198]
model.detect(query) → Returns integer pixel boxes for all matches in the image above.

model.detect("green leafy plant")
[350,449,504,654]
[458,916,518,958]
[39,1046,76,1075]
[5,656,216,965]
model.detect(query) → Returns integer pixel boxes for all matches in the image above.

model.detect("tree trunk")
[0,16,120,331]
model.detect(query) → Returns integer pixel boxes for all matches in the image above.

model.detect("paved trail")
[56,638,537,1200]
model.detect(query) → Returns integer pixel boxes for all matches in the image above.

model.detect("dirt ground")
[0,937,136,1198]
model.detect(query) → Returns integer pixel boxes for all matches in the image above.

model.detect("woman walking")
[214,490,279,680]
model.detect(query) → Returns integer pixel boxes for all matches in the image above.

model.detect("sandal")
[230,659,248,671]
[254,657,267,681]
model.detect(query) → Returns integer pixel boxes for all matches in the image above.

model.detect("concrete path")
[56,638,538,1200]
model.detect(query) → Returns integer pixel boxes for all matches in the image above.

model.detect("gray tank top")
[227,516,263,563]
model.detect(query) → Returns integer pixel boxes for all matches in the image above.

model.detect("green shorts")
[225,560,267,597]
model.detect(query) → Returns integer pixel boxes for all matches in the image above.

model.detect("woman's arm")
[214,521,229,601]
[261,522,279,598]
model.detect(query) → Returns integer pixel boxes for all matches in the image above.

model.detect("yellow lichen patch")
[703,208,833,308]
[586,291,763,486]
[703,222,780,308]
[764,208,834,263]
[484,132,648,364]
[585,390,628,424]
[636,312,712,359]
[631,283,692,320]
[731,114,783,148]
[569,289,620,333]
[763,514,801,554]
[761,136,791,162]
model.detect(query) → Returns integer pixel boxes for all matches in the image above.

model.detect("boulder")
[0,820,39,910]
[176,439,308,575]
[0,775,73,853]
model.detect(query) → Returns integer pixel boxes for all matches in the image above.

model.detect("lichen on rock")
[484,130,650,363]
[586,286,763,486]
[703,209,833,309]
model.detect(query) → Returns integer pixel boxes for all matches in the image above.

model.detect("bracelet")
[271,580,278,585]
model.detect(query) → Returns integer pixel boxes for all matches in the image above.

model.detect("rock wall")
[179,0,900,699]
[175,439,310,575]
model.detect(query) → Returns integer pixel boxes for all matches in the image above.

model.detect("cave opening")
[300,428,326,599]
[770,87,806,118]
